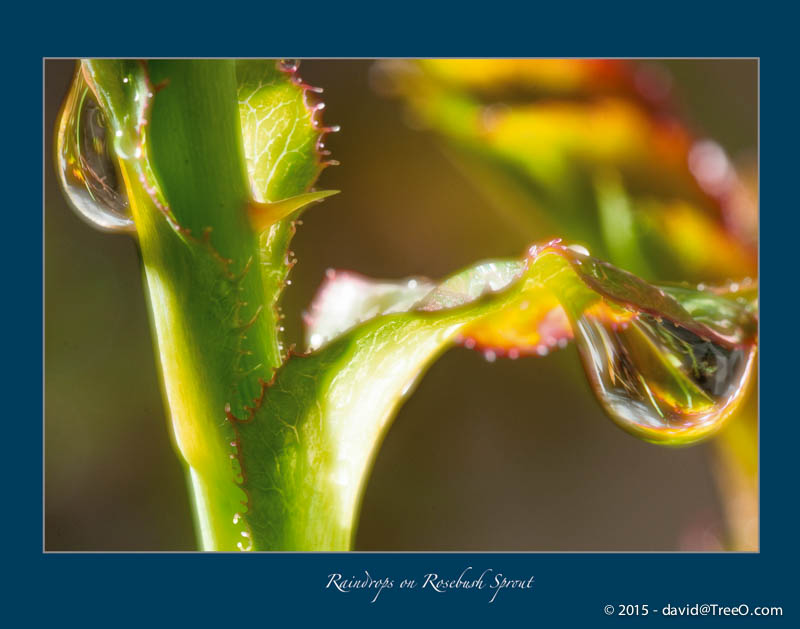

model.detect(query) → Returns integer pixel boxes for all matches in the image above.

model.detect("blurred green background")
[45,59,757,551]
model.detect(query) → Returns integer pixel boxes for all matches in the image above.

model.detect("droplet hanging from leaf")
[530,244,757,445]
[55,69,134,233]
[569,296,755,444]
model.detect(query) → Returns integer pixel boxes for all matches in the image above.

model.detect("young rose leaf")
[237,60,338,361]
[232,241,757,550]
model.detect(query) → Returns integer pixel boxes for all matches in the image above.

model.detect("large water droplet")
[524,243,756,445]
[571,299,755,445]
[55,70,134,233]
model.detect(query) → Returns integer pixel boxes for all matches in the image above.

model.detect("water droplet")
[571,306,755,444]
[483,350,496,362]
[56,71,134,233]
[279,59,300,72]
[237,530,253,551]
[567,244,590,257]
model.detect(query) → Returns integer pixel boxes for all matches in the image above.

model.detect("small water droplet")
[279,59,300,72]
[56,71,134,233]
[237,530,253,551]
[567,244,590,257]
[483,350,496,362]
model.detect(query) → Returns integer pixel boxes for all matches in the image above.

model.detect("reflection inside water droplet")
[56,70,134,233]
[524,244,757,445]
[572,304,755,444]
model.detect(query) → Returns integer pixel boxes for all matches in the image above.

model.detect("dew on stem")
[55,70,134,233]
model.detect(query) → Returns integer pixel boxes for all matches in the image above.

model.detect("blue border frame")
[15,4,795,624]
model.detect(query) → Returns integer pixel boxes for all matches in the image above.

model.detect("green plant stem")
[89,60,282,549]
